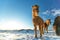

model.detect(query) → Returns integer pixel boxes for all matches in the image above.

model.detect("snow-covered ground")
[0,30,60,40]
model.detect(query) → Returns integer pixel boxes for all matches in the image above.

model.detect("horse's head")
[45,19,51,26]
[32,5,39,18]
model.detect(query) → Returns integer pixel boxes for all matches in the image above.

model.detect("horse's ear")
[49,19,51,24]
[48,19,50,20]
[48,19,51,22]
[32,6,33,7]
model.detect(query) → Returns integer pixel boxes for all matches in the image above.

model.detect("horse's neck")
[32,12,39,19]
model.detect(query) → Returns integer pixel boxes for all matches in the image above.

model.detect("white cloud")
[42,9,60,16]
[42,10,50,14]
[51,9,60,16]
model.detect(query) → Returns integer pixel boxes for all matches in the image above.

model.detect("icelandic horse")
[53,16,60,35]
[32,5,44,38]
[44,19,51,33]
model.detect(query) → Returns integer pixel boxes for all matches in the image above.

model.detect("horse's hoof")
[40,35,42,38]
[35,35,37,38]
[35,36,38,38]
[47,32,48,33]
[40,36,42,39]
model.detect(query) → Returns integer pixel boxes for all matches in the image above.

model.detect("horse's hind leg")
[39,25,43,37]
[34,24,37,38]
[46,27,48,33]
[42,24,45,34]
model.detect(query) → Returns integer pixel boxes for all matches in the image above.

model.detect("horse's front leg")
[34,24,37,38]
[39,25,43,37]
[46,26,48,33]
[42,24,45,34]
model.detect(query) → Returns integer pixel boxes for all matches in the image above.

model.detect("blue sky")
[0,0,60,30]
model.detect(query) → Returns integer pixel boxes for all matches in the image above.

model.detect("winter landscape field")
[0,29,60,40]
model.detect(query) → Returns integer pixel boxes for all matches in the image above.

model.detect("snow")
[0,30,60,40]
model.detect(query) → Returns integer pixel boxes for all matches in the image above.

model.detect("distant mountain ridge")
[0,29,53,33]
[0,29,34,33]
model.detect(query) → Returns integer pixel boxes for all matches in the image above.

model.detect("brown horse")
[44,19,51,33]
[53,16,60,35]
[32,5,44,38]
